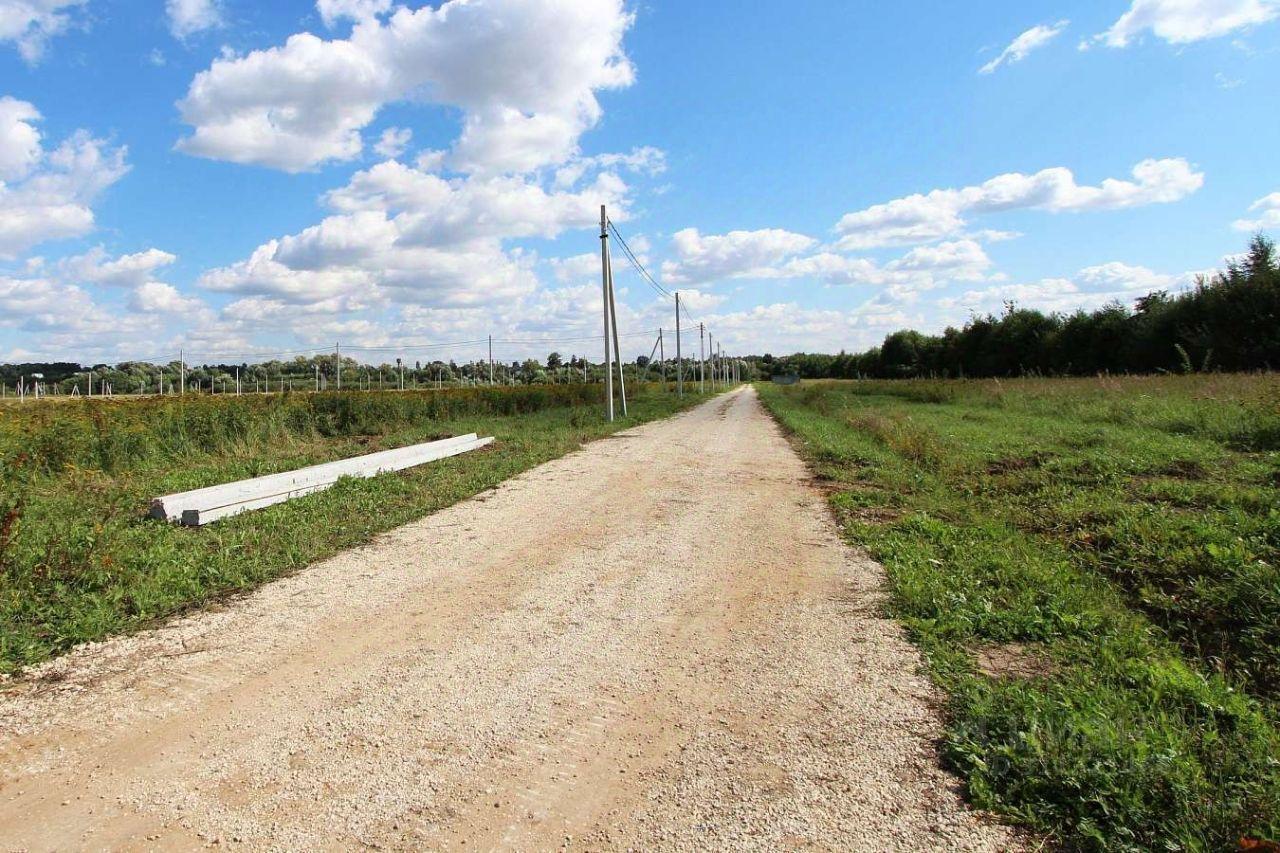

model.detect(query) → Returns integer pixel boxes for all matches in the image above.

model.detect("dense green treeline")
[759,236,1280,380]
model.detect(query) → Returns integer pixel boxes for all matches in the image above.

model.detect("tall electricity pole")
[675,292,683,397]
[600,206,614,421]
[708,334,715,390]
[335,343,341,390]
[605,223,627,416]
[699,323,706,393]
[658,329,665,387]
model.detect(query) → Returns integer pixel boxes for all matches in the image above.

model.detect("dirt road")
[0,387,1016,851]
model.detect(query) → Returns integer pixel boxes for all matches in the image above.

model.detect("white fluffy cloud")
[129,281,205,314]
[1233,192,1280,231]
[176,0,635,174]
[980,20,1069,74]
[316,0,390,28]
[0,272,91,328]
[834,158,1203,250]
[37,245,207,320]
[1091,0,1279,47]
[662,228,819,285]
[59,246,178,288]
[658,219,998,293]
[688,301,919,357]
[0,0,82,62]
[0,98,130,258]
[938,261,1199,315]
[788,241,995,289]
[0,96,42,180]
[198,153,645,320]
[0,253,212,364]
[372,126,411,159]
[325,159,631,245]
[166,0,222,39]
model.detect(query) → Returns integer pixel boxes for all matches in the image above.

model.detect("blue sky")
[1,0,1278,366]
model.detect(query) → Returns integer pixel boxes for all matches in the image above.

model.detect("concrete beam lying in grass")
[151,434,494,527]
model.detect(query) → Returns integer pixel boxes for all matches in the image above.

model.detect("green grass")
[0,384,708,675]
[756,375,1280,851]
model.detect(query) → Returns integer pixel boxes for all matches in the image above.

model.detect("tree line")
[756,235,1280,380]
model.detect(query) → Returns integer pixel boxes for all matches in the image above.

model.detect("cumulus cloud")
[659,220,998,290]
[0,0,83,63]
[833,158,1203,250]
[166,0,222,39]
[129,280,206,314]
[197,153,643,321]
[0,96,42,180]
[980,20,1069,74]
[372,126,411,159]
[1233,191,1280,231]
[782,240,996,291]
[0,272,92,328]
[0,98,130,258]
[687,301,920,357]
[1090,0,1279,48]
[661,228,818,285]
[39,245,207,320]
[316,0,391,28]
[554,146,665,189]
[938,261,1200,316]
[324,160,631,245]
[0,261,213,366]
[176,0,635,174]
[59,246,178,288]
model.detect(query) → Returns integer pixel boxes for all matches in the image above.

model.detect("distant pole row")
[599,205,744,422]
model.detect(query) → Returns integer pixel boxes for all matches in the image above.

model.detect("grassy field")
[0,384,708,675]
[757,374,1280,851]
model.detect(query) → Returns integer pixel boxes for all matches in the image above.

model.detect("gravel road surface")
[0,386,1017,851]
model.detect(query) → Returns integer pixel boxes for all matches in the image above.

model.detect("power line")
[606,218,672,301]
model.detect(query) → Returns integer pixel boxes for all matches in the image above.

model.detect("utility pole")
[488,335,494,386]
[708,334,715,390]
[315,363,319,392]
[675,292,683,397]
[605,220,627,416]
[336,343,341,390]
[600,205,615,421]
[658,329,665,387]
[700,323,706,393]
[179,348,185,395]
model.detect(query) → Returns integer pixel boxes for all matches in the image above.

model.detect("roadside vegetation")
[0,384,706,675]
[758,234,1280,380]
[758,374,1280,850]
